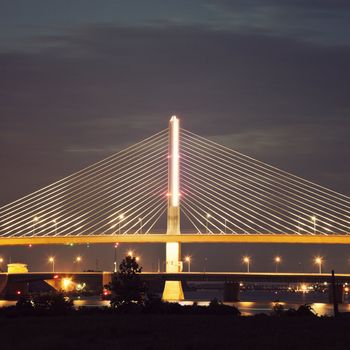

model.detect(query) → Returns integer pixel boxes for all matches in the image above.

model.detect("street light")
[243,256,250,273]
[52,219,58,235]
[315,256,323,274]
[49,257,55,272]
[114,243,119,273]
[185,256,191,272]
[138,218,142,234]
[274,256,281,273]
[127,250,133,257]
[206,213,211,233]
[118,214,125,234]
[135,256,140,262]
[311,216,317,234]
[33,216,39,235]
[75,256,82,271]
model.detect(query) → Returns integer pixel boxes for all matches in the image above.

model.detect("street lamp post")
[75,256,82,271]
[243,256,250,273]
[206,214,211,233]
[224,218,227,234]
[49,257,55,273]
[118,214,124,234]
[311,216,317,234]
[33,216,39,235]
[315,257,322,274]
[138,218,142,234]
[274,256,281,273]
[0,257,3,271]
[185,256,191,272]
[53,219,57,235]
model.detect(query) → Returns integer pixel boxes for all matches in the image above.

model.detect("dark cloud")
[205,0,350,45]
[1,23,350,204]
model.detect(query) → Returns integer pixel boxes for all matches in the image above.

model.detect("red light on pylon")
[16,290,21,295]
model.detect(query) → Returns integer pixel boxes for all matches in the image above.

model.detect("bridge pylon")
[162,116,184,301]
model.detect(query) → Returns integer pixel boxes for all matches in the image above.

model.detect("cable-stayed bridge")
[1,116,350,245]
[1,116,350,299]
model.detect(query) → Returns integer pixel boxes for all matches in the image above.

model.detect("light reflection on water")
[179,300,350,316]
[1,297,350,316]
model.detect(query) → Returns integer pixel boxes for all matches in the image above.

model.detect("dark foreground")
[1,313,350,350]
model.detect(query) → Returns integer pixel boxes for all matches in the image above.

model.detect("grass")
[1,312,350,349]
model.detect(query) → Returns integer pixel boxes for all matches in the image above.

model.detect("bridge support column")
[162,242,184,301]
[223,282,240,302]
[162,116,184,301]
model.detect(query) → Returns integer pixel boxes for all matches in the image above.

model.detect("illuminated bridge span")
[0,116,350,245]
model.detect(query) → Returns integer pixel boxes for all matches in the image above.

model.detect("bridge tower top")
[167,115,180,235]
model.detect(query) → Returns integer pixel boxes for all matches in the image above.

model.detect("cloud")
[0,23,349,204]
[204,0,350,45]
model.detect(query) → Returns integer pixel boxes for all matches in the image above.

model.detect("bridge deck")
[2,271,350,283]
[1,234,350,245]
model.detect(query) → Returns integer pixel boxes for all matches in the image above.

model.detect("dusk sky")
[1,1,350,273]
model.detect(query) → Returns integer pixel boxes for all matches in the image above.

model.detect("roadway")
[2,271,350,284]
[1,233,350,245]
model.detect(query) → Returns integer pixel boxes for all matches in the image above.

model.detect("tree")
[106,255,145,308]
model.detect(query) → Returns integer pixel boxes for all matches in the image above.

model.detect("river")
[1,290,349,316]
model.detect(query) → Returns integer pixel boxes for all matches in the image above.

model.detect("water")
[1,291,349,316]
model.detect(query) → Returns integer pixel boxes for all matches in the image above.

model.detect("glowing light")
[49,257,54,263]
[119,214,125,220]
[315,257,322,265]
[76,256,82,262]
[62,278,72,290]
[206,213,211,218]
[243,256,250,272]
[127,250,133,257]
[315,257,323,274]
[0,258,3,263]
[136,256,140,262]
[311,216,317,222]
[33,216,39,222]
[170,115,180,207]
[76,282,86,291]
[185,256,191,262]
[275,256,281,263]
[301,284,307,292]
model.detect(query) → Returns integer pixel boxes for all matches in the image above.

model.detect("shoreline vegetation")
[1,295,350,349]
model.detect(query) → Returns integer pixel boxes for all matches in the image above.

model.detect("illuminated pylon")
[163,116,184,301]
